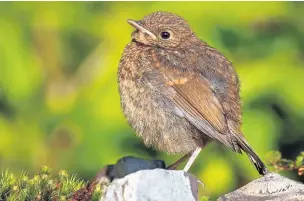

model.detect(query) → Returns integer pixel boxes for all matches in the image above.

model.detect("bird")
[117,11,268,175]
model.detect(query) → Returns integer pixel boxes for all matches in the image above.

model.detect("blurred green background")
[0,1,303,198]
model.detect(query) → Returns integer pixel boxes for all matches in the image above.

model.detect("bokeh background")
[0,1,303,198]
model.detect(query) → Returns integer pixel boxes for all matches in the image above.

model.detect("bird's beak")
[127,19,157,40]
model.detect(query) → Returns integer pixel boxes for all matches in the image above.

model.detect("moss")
[0,166,101,201]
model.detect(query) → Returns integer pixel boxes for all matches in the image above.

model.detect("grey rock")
[101,169,199,201]
[218,172,304,201]
[100,167,304,201]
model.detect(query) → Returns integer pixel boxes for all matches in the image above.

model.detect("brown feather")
[164,74,233,148]
[172,76,227,134]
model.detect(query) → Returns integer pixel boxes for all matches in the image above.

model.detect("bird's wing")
[164,73,233,148]
[163,71,268,175]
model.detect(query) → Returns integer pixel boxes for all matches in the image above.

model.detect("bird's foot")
[183,147,202,171]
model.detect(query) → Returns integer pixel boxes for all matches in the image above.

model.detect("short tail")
[233,135,269,176]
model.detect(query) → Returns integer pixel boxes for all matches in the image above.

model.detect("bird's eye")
[160,31,171,40]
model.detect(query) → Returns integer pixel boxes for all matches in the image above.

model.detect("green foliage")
[200,196,211,201]
[0,166,101,201]
[266,151,304,176]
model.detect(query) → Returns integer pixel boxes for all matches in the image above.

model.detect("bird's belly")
[119,81,202,154]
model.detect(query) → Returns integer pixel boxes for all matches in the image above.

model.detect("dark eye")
[160,31,171,39]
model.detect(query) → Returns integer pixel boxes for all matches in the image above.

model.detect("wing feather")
[166,75,233,147]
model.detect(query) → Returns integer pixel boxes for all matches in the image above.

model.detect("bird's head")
[127,11,194,49]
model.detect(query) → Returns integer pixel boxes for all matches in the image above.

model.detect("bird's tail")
[233,134,269,176]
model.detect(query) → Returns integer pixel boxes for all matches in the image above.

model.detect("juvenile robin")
[118,11,268,175]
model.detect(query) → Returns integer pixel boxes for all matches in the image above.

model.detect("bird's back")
[149,39,243,136]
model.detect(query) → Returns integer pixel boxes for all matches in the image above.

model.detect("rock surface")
[218,172,304,201]
[101,169,199,201]
[100,166,304,201]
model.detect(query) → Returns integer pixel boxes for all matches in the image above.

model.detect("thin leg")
[183,147,202,172]
[167,152,192,170]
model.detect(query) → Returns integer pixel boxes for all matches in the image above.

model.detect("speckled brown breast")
[118,43,204,154]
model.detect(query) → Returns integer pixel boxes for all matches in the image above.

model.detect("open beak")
[127,19,157,40]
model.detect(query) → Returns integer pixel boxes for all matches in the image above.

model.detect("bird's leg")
[166,152,192,170]
[183,147,202,172]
